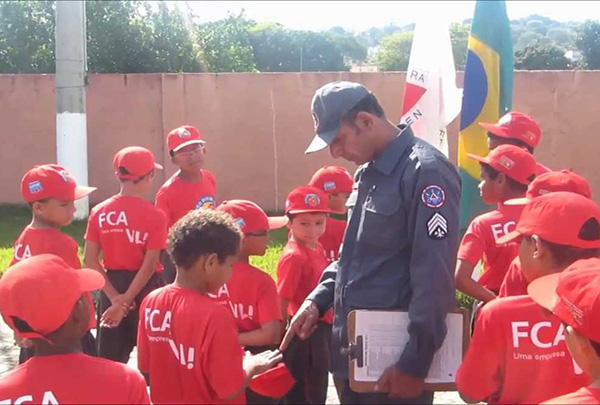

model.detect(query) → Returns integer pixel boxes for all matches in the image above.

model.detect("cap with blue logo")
[305,81,370,154]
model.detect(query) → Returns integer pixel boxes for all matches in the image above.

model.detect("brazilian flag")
[458,0,513,230]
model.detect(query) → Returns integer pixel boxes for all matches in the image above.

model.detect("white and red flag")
[400,17,463,157]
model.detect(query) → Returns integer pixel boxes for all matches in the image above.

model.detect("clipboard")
[347,308,470,393]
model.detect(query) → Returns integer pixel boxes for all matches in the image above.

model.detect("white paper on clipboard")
[353,310,463,383]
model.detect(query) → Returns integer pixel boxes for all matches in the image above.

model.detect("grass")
[0,204,474,310]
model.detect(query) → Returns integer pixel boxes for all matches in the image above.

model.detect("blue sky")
[178,1,597,32]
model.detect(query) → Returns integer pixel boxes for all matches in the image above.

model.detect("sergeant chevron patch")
[427,212,448,240]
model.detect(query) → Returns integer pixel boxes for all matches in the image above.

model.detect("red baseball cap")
[506,170,592,205]
[167,125,205,153]
[21,164,96,203]
[467,144,537,185]
[496,192,600,249]
[308,166,353,194]
[480,111,542,149]
[528,258,600,343]
[249,363,296,398]
[216,200,288,234]
[285,186,332,215]
[0,254,105,341]
[113,146,163,180]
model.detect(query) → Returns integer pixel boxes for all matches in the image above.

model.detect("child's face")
[478,167,502,205]
[241,229,269,257]
[205,253,238,294]
[328,192,351,214]
[171,143,205,173]
[33,198,76,226]
[288,213,327,246]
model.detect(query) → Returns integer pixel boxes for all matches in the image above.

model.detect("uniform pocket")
[357,192,404,250]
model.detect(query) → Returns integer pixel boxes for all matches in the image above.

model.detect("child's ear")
[531,235,543,259]
[204,252,219,273]
[32,201,44,216]
[496,172,508,186]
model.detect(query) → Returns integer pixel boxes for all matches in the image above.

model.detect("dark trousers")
[284,321,331,405]
[19,330,97,364]
[97,270,164,364]
[245,344,282,405]
[160,251,176,284]
[334,378,434,405]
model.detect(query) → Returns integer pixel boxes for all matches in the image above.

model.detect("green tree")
[576,20,600,69]
[376,31,413,71]
[149,2,202,72]
[0,0,55,73]
[86,0,156,73]
[515,42,571,70]
[450,22,469,71]
[330,33,368,63]
[196,12,256,73]
[249,24,349,72]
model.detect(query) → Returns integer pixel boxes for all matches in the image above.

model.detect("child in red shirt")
[137,209,282,404]
[530,259,600,404]
[0,254,150,404]
[84,146,167,364]
[498,170,592,298]
[215,199,288,404]
[456,192,600,404]
[11,164,97,363]
[277,186,332,405]
[156,125,218,282]
[455,145,537,303]
[308,165,353,263]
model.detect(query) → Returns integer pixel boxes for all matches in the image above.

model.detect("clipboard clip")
[341,335,364,367]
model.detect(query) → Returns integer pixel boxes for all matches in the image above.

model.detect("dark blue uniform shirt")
[308,126,461,379]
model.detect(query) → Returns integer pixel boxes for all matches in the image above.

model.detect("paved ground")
[0,319,464,404]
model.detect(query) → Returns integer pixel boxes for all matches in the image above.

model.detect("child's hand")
[100,304,128,328]
[243,349,283,378]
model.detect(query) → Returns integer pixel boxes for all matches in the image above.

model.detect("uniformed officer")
[280,81,461,404]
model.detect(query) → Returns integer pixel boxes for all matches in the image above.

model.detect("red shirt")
[320,217,346,263]
[137,285,246,404]
[210,262,282,333]
[457,203,524,292]
[85,195,167,271]
[11,226,80,269]
[498,258,529,298]
[543,387,600,404]
[276,240,332,323]
[456,296,590,404]
[11,226,95,329]
[155,170,218,228]
[0,353,149,404]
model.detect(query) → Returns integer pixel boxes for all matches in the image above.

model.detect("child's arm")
[238,320,282,347]
[122,249,161,305]
[279,298,290,325]
[84,241,121,301]
[455,259,497,303]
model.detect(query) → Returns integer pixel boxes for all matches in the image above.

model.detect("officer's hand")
[375,365,425,399]
[279,300,319,351]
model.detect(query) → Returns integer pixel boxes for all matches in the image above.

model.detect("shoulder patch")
[427,212,448,240]
[421,185,446,208]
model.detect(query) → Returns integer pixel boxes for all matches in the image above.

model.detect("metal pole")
[300,47,303,72]
[55,0,89,218]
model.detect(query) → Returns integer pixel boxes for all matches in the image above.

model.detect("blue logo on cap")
[324,181,336,191]
[28,181,43,194]
[305,193,321,207]
[234,217,246,230]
